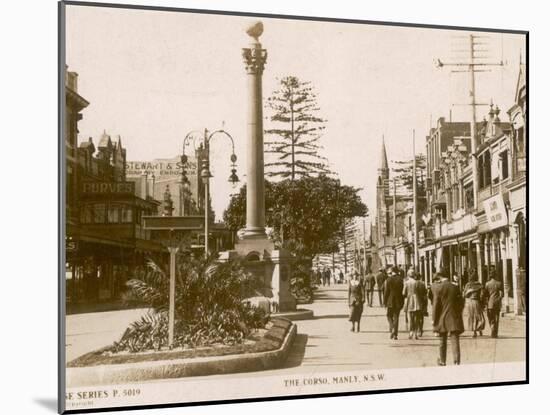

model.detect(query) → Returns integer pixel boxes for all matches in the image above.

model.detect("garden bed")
[68,317,292,368]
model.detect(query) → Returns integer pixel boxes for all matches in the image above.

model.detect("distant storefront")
[65,70,165,310]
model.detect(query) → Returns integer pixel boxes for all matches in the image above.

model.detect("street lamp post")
[182,128,239,257]
[178,144,191,217]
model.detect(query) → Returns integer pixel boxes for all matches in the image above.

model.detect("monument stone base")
[219,234,296,312]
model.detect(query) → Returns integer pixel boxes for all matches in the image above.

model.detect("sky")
[66,5,526,222]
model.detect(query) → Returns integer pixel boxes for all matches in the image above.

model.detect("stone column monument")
[221,21,295,311]
[242,21,267,239]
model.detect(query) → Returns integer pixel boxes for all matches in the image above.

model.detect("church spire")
[378,135,389,180]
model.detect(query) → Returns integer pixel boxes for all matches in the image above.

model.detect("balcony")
[436,212,477,239]
[477,179,510,211]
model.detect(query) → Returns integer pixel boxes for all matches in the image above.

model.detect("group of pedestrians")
[315,267,346,287]
[383,267,428,340]
[461,268,504,338]
[345,264,505,367]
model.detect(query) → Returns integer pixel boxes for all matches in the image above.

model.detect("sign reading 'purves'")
[81,182,135,195]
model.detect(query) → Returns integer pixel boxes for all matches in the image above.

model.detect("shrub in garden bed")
[103,256,269,354]
[67,318,292,368]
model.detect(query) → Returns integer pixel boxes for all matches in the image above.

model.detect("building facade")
[418,63,527,315]
[65,70,165,310]
[420,117,476,289]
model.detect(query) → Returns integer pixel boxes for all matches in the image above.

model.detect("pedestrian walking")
[323,267,332,287]
[416,273,428,337]
[348,272,365,332]
[485,269,503,338]
[403,266,414,330]
[376,267,387,307]
[364,269,376,307]
[338,269,344,285]
[517,268,526,314]
[431,271,464,366]
[315,268,323,286]
[403,269,422,339]
[384,267,404,340]
[462,269,486,338]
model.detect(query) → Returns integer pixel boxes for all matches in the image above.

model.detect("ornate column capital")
[242,45,268,75]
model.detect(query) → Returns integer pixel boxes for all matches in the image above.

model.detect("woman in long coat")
[348,273,365,332]
[463,269,486,338]
[403,269,422,339]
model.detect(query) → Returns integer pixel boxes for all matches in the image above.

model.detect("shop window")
[477,157,484,188]
[121,206,133,223]
[93,204,106,223]
[107,204,120,223]
[464,184,474,211]
[500,150,509,180]
[80,204,93,223]
[478,151,492,189]
[516,127,525,155]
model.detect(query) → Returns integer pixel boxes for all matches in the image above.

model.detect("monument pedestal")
[219,235,296,312]
[268,248,296,312]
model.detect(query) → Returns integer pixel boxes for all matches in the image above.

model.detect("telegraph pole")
[436,34,504,209]
[362,218,368,277]
[392,178,396,239]
[412,130,419,271]
[343,219,348,275]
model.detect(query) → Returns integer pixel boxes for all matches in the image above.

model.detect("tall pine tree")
[264,76,330,180]
[391,154,427,197]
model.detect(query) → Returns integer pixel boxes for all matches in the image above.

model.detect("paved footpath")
[278,285,526,373]
[66,285,525,374]
[65,308,149,362]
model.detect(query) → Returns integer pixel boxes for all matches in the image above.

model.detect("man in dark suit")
[485,269,503,338]
[376,267,387,307]
[431,271,465,366]
[323,267,331,287]
[364,269,376,307]
[384,267,404,339]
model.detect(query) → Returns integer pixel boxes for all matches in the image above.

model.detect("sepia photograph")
[60,1,527,412]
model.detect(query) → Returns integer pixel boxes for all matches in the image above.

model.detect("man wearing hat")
[384,266,404,340]
[431,271,465,365]
[375,267,387,307]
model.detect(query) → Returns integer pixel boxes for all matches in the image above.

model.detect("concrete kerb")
[67,319,297,387]
[273,308,314,321]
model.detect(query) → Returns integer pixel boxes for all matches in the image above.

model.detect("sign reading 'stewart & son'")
[125,157,198,178]
[482,194,508,230]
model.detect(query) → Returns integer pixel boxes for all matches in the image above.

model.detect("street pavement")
[65,308,149,362]
[65,285,526,372]
[280,285,526,373]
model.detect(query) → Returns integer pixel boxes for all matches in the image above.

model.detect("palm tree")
[113,256,267,352]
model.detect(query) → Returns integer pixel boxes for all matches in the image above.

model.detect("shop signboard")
[483,193,508,230]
